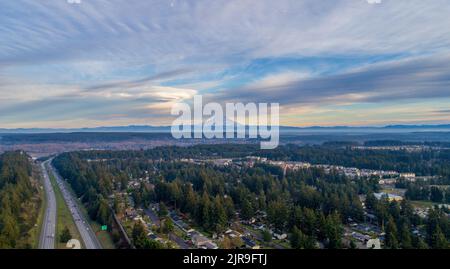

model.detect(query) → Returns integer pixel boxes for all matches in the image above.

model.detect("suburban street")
[38,160,56,249]
[144,208,160,227]
[48,162,103,249]
[144,207,190,249]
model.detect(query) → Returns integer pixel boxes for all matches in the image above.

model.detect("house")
[147,233,164,243]
[225,229,242,239]
[364,213,377,224]
[400,173,416,181]
[352,232,371,243]
[374,192,403,202]
[379,178,397,185]
[133,216,146,225]
[192,233,209,246]
[125,208,137,218]
[243,217,256,225]
[242,236,260,249]
[273,233,287,240]
[202,241,219,249]
[255,224,266,231]
[212,159,233,166]
[170,211,190,232]
[191,233,218,249]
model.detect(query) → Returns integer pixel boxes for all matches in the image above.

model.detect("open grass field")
[410,200,439,209]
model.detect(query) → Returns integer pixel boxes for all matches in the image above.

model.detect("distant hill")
[0,124,449,134]
[384,124,450,129]
[0,125,171,134]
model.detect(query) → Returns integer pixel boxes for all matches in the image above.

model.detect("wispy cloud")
[216,54,450,105]
[433,109,450,114]
[2,0,450,66]
[1,0,450,127]
[84,68,193,91]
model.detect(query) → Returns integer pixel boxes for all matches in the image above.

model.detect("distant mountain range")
[0,124,449,134]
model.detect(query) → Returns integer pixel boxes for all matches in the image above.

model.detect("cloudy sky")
[1,0,450,128]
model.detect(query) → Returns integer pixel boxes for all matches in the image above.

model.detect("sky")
[0,0,450,128]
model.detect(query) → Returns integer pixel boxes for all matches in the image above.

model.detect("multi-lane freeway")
[38,159,102,249]
[38,160,57,249]
[49,163,102,249]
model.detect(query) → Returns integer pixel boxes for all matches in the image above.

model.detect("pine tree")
[161,218,174,234]
[184,185,197,214]
[413,236,429,249]
[0,212,19,248]
[399,222,412,249]
[97,198,111,226]
[365,192,377,211]
[113,196,122,214]
[324,212,342,249]
[262,229,272,242]
[240,198,254,221]
[385,217,399,249]
[158,202,168,217]
[213,196,227,232]
[267,200,288,231]
[60,226,72,243]
[201,191,212,229]
[131,222,147,248]
[431,226,449,249]
[290,226,303,249]
[290,226,316,249]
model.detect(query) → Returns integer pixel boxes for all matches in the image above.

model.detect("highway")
[38,160,57,249]
[48,162,103,249]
